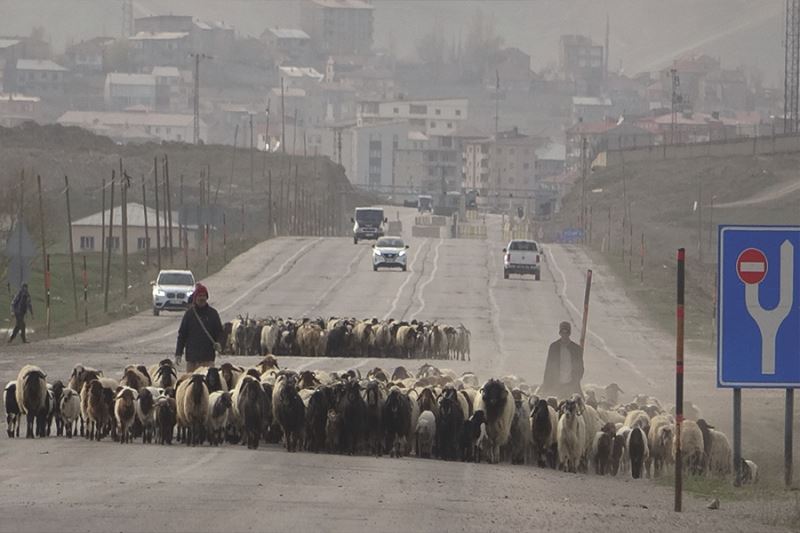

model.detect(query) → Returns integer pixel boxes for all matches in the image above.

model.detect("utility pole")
[164,155,174,264]
[141,175,149,268]
[281,76,286,153]
[64,175,79,320]
[581,136,587,243]
[670,67,681,144]
[191,53,210,144]
[249,112,254,191]
[785,0,800,132]
[121,162,129,300]
[103,171,116,314]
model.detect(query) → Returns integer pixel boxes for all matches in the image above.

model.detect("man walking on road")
[537,321,584,399]
[175,283,224,372]
[8,283,33,344]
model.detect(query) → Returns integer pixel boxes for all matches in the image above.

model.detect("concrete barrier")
[457,223,487,239]
[386,221,403,235]
[412,225,442,238]
[414,215,447,227]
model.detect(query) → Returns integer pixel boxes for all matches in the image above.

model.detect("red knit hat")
[194,283,208,298]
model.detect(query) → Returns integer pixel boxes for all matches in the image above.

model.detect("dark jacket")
[175,304,224,363]
[539,338,584,399]
[11,288,32,317]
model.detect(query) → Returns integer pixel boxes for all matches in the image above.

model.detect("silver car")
[151,269,195,316]
[372,237,409,271]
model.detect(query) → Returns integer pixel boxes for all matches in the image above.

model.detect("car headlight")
[374,250,382,256]
[154,288,166,297]
[398,250,406,256]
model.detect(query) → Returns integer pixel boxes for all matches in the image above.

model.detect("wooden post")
[250,112,254,191]
[280,76,286,153]
[579,269,592,349]
[293,164,299,235]
[223,212,227,263]
[153,158,162,272]
[675,248,685,512]
[101,177,106,287]
[82,255,88,325]
[64,176,79,320]
[228,123,239,196]
[36,175,49,336]
[103,171,116,314]
[268,170,273,238]
[121,162,128,300]
[241,201,245,238]
[164,156,174,265]
[142,175,150,268]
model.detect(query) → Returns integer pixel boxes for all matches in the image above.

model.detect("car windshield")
[377,238,404,248]
[509,241,537,252]
[158,273,194,286]
[355,209,384,223]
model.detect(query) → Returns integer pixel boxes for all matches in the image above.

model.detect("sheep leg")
[26,412,35,438]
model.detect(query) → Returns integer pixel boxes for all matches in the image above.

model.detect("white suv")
[151,270,195,316]
[372,237,409,271]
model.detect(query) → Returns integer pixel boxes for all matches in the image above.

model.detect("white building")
[105,73,157,110]
[357,97,468,136]
[57,110,205,144]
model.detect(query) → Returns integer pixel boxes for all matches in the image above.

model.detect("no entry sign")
[736,248,768,285]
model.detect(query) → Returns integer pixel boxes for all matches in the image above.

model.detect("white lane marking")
[303,245,369,317]
[486,240,506,356]
[547,246,653,385]
[382,240,429,321]
[409,238,443,320]
[133,238,322,345]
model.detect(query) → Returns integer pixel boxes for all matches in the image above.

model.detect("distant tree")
[104,39,132,72]
[461,8,504,82]
[415,21,446,67]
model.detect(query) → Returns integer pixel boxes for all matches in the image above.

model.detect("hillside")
[552,151,800,348]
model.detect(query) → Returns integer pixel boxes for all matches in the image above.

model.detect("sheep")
[219,362,244,391]
[415,410,436,458]
[741,458,759,484]
[437,385,466,461]
[530,399,558,468]
[578,398,602,471]
[364,380,385,456]
[674,419,705,475]
[459,410,486,462]
[47,380,65,437]
[85,379,111,441]
[5,381,20,438]
[120,365,150,392]
[59,388,80,438]
[325,409,342,453]
[135,387,160,444]
[382,386,412,458]
[114,386,138,444]
[591,423,616,475]
[154,396,177,445]
[305,387,331,453]
[273,374,305,452]
[623,409,650,432]
[473,379,515,464]
[507,389,531,465]
[15,365,48,438]
[556,398,586,473]
[597,407,625,426]
[176,374,209,446]
[207,391,232,446]
[647,414,674,477]
[627,426,649,479]
[151,360,178,390]
[339,379,367,455]
[697,419,732,477]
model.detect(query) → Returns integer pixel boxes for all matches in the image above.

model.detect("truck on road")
[352,207,387,244]
[503,239,541,280]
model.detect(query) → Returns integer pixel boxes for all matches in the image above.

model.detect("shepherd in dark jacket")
[537,321,584,400]
[175,283,224,372]
[8,283,33,344]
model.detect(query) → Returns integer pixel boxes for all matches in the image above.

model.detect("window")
[435,109,441,115]
[137,237,150,250]
[106,236,120,250]
[409,104,427,115]
[446,122,453,128]
[430,121,436,128]
[79,236,95,250]
[393,107,399,114]
[455,109,461,116]
[509,241,538,252]
[523,162,530,170]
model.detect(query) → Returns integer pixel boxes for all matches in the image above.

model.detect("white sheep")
[697,419,732,477]
[647,414,674,477]
[473,379,515,464]
[136,386,163,444]
[207,391,232,446]
[415,410,436,458]
[623,409,650,431]
[556,398,586,473]
[741,459,759,484]
[59,388,81,438]
[674,419,705,475]
[176,374,210,446]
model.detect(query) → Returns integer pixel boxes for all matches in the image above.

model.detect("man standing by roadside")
[8,283,33,344]
[537,321,584,399]
[175,283,224,372]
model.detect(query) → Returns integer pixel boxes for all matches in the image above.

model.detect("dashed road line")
[383,239,430,321]
[408,238,444,321]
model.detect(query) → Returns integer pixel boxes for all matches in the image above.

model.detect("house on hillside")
[71,202,200,254]
[7,59,69,95]
[57,110,205,144]
[65,37,114,72]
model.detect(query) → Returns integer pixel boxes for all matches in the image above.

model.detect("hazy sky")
[0,0,786,83]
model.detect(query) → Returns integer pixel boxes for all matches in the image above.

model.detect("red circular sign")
[736,248,768,284]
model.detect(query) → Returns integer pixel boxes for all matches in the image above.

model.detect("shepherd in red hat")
[175,282,224,372]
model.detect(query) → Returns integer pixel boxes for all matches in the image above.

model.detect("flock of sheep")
[227,317,471,360]
[4,359,758,484]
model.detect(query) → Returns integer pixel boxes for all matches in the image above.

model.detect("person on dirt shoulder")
[8,283,33,344]
[174,283,224,373]
[537,321,584,399]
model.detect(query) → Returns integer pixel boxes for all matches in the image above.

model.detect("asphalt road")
[1,207,797,532]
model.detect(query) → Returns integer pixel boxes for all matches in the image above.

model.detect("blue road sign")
[560,228,584,243]
[718,226,800,388]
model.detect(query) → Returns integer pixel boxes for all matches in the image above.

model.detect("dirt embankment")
[551,153,800,344]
